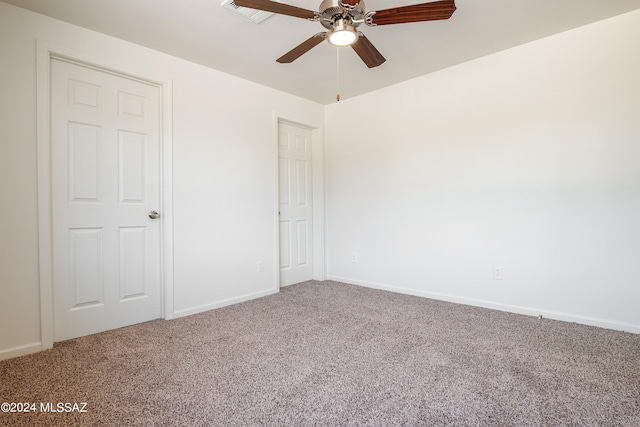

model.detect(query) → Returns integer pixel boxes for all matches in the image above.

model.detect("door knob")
[148,210,160,219]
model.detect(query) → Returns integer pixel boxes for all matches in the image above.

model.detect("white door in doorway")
[279,122,313,286]
[51,58,162,342]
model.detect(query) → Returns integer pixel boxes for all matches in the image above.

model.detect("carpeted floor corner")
[1,280,639,426]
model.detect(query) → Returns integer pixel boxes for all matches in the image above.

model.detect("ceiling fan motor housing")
[318,0,367,29]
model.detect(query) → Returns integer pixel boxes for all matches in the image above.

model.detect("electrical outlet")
[493,266,503,280]
[352,253,358,263]
[257,261,264,273]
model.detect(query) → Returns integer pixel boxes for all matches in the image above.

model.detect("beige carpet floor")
[1,280,639,426]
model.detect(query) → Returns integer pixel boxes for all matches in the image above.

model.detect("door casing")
[274,115,325,290]
[37,41,174,350]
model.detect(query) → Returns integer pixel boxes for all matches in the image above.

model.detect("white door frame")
[36,41,174,350]
[273,114,325,290]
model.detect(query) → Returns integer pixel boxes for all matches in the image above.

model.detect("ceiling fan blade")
[233,0,316,20]
[370,0,456,26]
[351,34,386,68]
[277,33,326,63]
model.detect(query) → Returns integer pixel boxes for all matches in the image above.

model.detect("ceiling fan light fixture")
[327,19,358,46]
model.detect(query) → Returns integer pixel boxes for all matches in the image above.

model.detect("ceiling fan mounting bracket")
[364,11,376,26]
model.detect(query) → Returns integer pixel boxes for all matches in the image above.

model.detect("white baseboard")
[325,275,640,334]
[0,342,43,361]
[172,287,279,319]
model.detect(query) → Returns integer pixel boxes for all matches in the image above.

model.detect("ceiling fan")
[234,0,457,68]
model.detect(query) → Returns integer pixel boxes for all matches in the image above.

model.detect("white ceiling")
[4,0,640,104]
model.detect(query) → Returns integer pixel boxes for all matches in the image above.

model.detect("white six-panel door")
[51,58,162,341]
[279,122,313,286]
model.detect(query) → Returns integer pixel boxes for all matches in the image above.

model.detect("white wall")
[0,2,324,359]
[325,10,640,333]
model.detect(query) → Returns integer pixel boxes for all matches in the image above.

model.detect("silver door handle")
[148,210,160,219]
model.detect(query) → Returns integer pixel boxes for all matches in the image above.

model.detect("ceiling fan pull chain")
[336,47,341,102]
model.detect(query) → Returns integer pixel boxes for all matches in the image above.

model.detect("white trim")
[322,124,330,284]
[172,288,279,318]
[273,115,326,288]
[0,342,43,361]
[311,125,326,281]
[160,81,175,320]
[326,275,640,334]
[272,112,281,292]
[36,40,174,350]
[36,41,55,351]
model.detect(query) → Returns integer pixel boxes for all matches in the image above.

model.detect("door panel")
[68,228,104,308]
[279,221,292,270]
[118,131,146,203]
[118,226,147,300]
[51,58,161,341]
[68,122,102,202]
[297,220,309,266]
[279,122,313,286]
[296,159,308,205]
